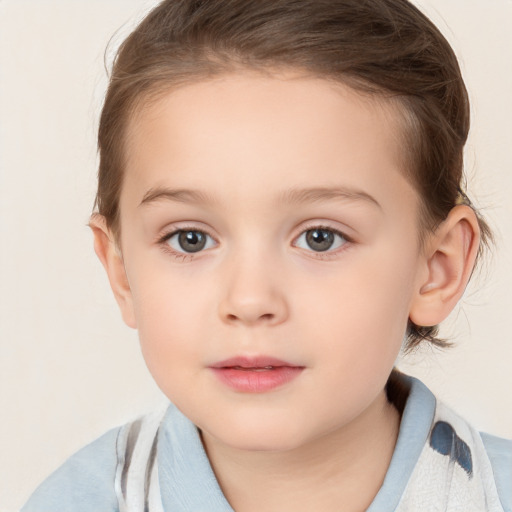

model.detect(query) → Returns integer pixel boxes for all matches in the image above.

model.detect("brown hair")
[95,0,493,351]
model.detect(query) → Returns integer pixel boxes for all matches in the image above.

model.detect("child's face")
[113,71,427,451]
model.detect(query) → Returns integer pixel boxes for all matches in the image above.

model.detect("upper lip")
[210,356,302,369]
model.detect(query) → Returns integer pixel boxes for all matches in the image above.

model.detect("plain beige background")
[1,0,511,510]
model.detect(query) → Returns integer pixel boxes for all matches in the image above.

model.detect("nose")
[217,252,289,327]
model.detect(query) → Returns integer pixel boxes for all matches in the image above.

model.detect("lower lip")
[210,366,304,392]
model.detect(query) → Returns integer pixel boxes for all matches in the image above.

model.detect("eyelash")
[157,223,352,262]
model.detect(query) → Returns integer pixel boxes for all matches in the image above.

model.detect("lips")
[209,356,304,392]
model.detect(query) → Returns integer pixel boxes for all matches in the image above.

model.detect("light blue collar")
[367,374,436,511]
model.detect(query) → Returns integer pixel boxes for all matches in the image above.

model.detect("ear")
[89,214,137,329]
[409,205,481,328]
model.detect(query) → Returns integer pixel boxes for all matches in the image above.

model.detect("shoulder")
[480,430,512,461]
[480,431,512,512]
[21,426,122,512]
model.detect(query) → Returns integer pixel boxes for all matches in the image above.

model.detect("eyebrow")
[278,186,382,210]
[139,187,218,207]
[139,185,381,210]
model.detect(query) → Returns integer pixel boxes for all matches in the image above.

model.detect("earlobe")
[89,214,137,329]
[409,206,480,328]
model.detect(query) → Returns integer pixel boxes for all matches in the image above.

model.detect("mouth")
[209,356,304,393]
[228,365,279,372]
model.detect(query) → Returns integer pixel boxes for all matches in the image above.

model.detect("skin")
[91,70,480,511]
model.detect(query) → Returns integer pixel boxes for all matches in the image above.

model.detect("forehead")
[121,70,416,216]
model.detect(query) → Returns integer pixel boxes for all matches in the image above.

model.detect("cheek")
[300,244,417,363]
[126,261,205,374]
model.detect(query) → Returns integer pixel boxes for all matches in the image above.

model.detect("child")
[21,0,511,510]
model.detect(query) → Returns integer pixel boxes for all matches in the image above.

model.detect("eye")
[164,229,216,254]
[294,226,348,253]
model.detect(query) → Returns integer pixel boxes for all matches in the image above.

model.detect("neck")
[201,389,401,512]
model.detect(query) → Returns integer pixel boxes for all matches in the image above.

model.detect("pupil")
[306,229,334,252]
[179,231,206,253]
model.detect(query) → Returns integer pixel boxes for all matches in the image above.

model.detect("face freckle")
[116,70,425,453]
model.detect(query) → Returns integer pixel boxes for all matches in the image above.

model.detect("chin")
[218,435,305,453]
[203,416,315,453]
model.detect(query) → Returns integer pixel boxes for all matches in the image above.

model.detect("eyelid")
[157,221,217,241]
[294,220,353,242]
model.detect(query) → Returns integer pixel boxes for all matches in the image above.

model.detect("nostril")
[226,312,274,322]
